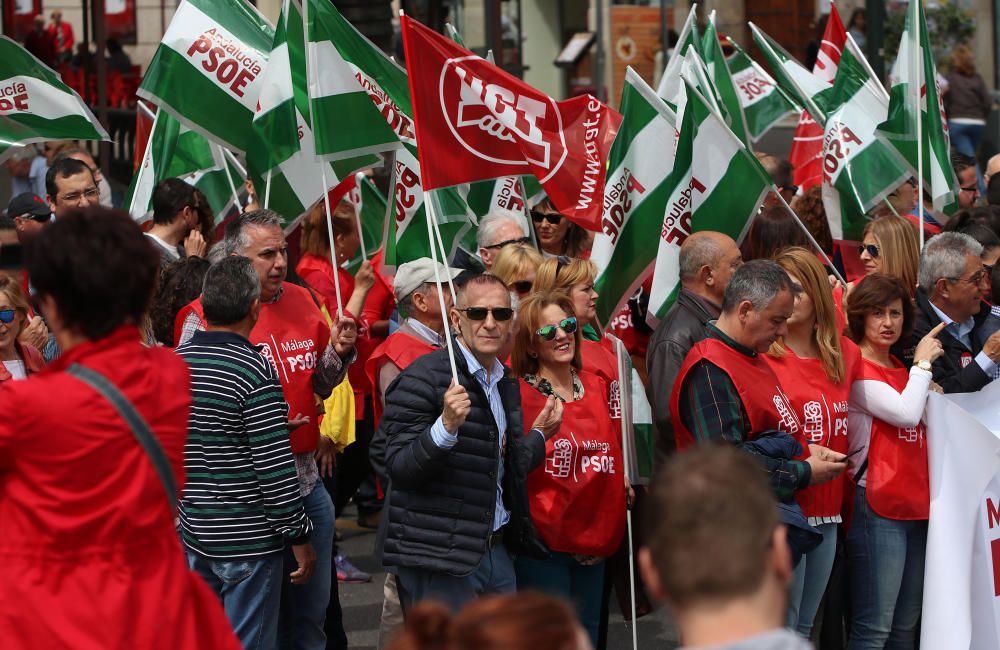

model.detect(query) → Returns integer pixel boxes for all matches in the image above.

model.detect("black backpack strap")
[854,458,869,484]
[66,363,178,512]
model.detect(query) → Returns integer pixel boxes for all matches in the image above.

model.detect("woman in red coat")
[511,291,626,649]
[0,209,239,649]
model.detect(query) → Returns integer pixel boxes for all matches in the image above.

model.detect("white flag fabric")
[923,382,1000,649]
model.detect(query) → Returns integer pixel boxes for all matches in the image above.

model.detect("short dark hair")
[845,273,915,345]
[721,259,794,313]
[741,205,810,262]
[152,178,196,226]
[952,151,977,175]
[26,207,159,341]
[454,272,510,306]
[45,157,95,199]
[202,256,261,326]
[149,256,211,346]
[643,444,778,609]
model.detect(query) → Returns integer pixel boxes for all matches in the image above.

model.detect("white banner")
[923,381,1000,649]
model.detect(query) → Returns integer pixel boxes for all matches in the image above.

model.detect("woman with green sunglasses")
[510,291,625,648]
[0,276,43,383]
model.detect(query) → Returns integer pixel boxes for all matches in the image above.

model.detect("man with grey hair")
[4,145,47,199]
[670,260,846,502]
[913,231,1000,393]
[176,209,357,649]
[176,256,315,650]
[476,209,530,270]
[646,231,743,469]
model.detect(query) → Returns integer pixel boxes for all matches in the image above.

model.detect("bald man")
[645,231,743,470]
[984,153,1000,189]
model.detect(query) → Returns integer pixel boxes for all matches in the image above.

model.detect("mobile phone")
[839,447,863,462]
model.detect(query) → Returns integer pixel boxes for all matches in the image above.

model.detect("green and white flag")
[656,3,699,107]
[248,0,377,224]
[138,0,274,155]
[726,38,798,142]
[876,0,957,212]
[0,36,108,163]
[343,173,388,274]
[593,68,679,327]
[188,158,245,221]
[610,334,655,485]
[304,0,403,160]
[820,37,911,240]
[701,12,751,147]
[750,22,832,124]
[648,81,770,321]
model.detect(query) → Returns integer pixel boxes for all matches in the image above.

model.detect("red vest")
[520,371,626,557]
[670,337,801,449]
[178,284,331,453]
[858,358,929,520]
[365,330,437,425]
[582,338,618,386]
[765,337,861,518]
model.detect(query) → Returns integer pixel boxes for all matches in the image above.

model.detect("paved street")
[335,505,680,650]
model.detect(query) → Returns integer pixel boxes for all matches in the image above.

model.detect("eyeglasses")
[948,269,986,285]
[16,211,51,223]
[0,309,16,324]
[858,243,880,258]
[511,280,533,295]
[482,236,531,251]
[960,184,980,195]
[536,316,578,341]
[58,186,99,203]
[531,211,563,225]
[781,184,799,195]
[456,306,514,321]
[555,254,572,280]
[985,263,995,277]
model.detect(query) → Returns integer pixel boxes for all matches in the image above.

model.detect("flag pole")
[321,164,345,315]
[217,144,242,215]
[425,188,459,383]
[914,0,925,250]
[615,338,639,650]
[264,168,273,209]
[517,177,540,250]
[427,195,458,305]
[353,172,369,261]
[773,188,847,285]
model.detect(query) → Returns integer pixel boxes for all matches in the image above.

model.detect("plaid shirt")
[678,323,811,502]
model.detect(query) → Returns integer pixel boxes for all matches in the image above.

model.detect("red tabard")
[858,358,929,520]
[365,331,437,425]
[670,337,801,449]
[520,371,626,557]
[764,338,861,518]
[181,283,331,453]
[582,338,618,386]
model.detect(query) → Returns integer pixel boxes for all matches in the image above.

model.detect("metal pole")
[866,0,886,82]
[92,0,110,181]
[595,0,605,102]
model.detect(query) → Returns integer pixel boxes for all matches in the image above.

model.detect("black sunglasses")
[483,236,531,251]
[0,309,16,324]
[536,316,578,341]
[531,210,563,225]
[457,307,514,321]
[555,254,572,279]
[511,280,533,295]
[858,243,880,258]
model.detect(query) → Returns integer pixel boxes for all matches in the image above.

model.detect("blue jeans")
[787,522,838,637]
[279,483,335,650]
[515,552,605,648]
[187,550,284,650]
[846,487,927,650]
[396,541,517,612]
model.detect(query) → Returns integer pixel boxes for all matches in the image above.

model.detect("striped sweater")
[177,330,312,559]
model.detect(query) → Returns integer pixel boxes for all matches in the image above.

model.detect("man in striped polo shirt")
[177,256,315,650]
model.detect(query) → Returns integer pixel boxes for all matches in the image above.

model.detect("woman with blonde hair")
[533,255,617,384]
[945,44,993,190]
[491,243,544,300]
[764,247,861,637]
[857,216,920,297]
[0,276,44,383]
[510,292,625,647]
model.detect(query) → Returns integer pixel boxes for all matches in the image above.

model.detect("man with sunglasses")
[6,193,52,243]
[476,210,530,271]
[913,232,1000,393]
[954,152,981,210]
[45,157,99,220]
[378,273,563,612]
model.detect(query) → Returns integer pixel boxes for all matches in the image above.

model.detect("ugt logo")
[439,56,567,181]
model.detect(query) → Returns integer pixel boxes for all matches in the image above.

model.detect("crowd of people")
[4,133,1000,650]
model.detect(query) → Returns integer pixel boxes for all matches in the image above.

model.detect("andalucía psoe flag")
[138,0,273,155]
[750,22,832,125]
[700,12,751,148]
[343,173,387,274]
[0,36,109,163]
[820,36,911,241]
[656,3,699,107]
[249,0,299,171]
[647,81,770,321]
[304,0,403,160]
[726,38,797,142]
[876,0,957,212]
[593,68,679,327]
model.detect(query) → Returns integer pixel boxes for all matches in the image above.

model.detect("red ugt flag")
[400,15,622,231]
[789,4,846,192]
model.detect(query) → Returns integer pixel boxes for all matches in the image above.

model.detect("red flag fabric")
[789,5,846,191]
[400,15,622,231]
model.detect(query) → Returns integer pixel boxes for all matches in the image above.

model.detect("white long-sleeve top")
[847,364,933,487]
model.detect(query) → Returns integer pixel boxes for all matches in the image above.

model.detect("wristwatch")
[914,359,932,372]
